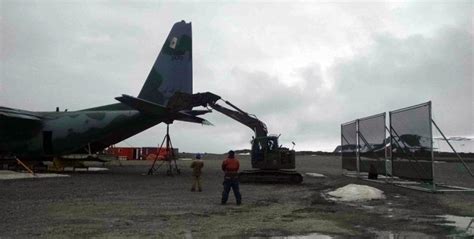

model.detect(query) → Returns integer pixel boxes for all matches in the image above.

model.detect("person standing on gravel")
[190,153,204,192]
[221,150,242,205]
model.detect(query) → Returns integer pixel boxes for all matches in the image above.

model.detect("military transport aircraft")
[0,21,210,162]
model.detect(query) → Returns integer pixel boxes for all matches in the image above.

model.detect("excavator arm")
[209,101,268,138]
[166,91,268,137]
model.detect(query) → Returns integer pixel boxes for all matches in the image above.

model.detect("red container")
[142,147,178,160]
[106,147,140,160]
[142,147,158,158]
[106,146,176,160]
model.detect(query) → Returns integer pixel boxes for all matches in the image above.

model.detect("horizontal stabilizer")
[181,109,212,116]
[115,94,212,125]
[176,111,213,125]
[115,94,167,116]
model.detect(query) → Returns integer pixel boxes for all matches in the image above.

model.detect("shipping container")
[142,147,179,160]
[105,147,141,160]
[105,146,177,160]
[142,147,159,158]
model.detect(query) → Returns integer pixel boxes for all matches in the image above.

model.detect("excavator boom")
[166,91,268,137]
[209,101,268,138]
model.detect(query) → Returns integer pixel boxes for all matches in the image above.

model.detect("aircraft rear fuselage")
[1,21,197,160]
[0,107,161,159]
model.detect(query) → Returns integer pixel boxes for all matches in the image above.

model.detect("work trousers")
[191,175,202,191]
[221,178,241,204]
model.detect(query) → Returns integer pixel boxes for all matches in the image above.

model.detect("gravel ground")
[1,155,473,238]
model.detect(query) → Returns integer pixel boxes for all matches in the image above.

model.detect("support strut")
[147,124,180,176]
[15,158,35,176]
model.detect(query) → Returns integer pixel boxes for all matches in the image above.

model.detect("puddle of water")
[438,214,474,235]
[282,233,332,239]
[374,214,474,237]
[179,158,193,161]
[184,230,193,239]
[371,230,432,238]
[0,170,69,180]
[361,205,375,210]
[62,167,109,172]
[250,233,333,239]
[305,172,326,178]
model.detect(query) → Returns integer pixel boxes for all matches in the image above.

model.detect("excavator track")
[239,170,303,184]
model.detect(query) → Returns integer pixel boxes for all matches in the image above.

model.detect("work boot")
[198,189,202,192]
[191,188,195,192]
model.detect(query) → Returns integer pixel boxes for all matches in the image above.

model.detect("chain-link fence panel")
[341,121,357,171]
[359,113,386,174]
[390,102,433,181]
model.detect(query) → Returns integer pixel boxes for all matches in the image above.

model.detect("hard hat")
[195,153,201,159]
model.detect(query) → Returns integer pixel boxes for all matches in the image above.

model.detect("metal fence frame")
[358,112,387,176]
[389,101,434,182]
[341,101,474,192]
[341,120,358,173]
[341,113,386,178]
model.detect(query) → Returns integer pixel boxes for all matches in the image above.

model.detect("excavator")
[167,92,303,184]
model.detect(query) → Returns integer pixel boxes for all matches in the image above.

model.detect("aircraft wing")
[0,107,43,121]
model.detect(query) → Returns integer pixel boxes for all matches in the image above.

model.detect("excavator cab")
[251,136,295,170]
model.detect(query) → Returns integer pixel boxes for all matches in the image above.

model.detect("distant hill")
[234,149,251,154]
[181,149,336,156]
[295,151,335,156]
[234,149,334,156]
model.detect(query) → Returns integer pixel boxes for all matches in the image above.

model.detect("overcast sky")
[1,0,472,153]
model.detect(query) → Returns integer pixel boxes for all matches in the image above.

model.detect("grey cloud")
[331,26,472,137]
[1,1,472,153]
[394,1,472,33]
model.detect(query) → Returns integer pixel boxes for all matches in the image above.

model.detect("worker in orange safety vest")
[221,150,242,205]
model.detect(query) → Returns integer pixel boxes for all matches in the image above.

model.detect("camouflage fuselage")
[0,106,161,159]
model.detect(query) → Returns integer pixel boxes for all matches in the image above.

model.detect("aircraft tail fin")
[138,21,192,106]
